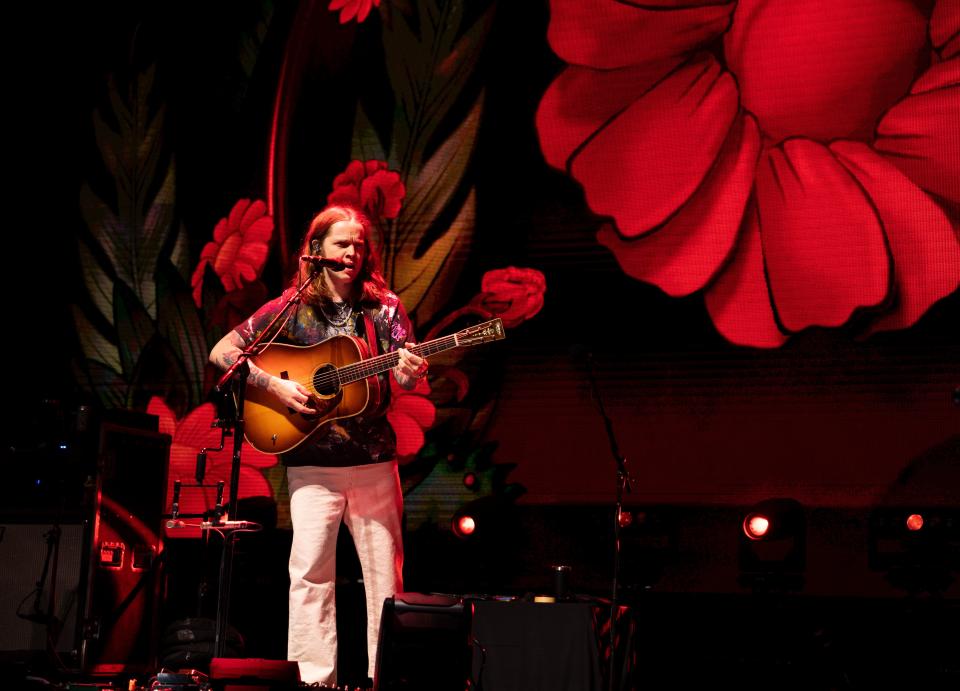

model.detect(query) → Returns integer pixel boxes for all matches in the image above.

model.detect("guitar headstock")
[455,318,505,347]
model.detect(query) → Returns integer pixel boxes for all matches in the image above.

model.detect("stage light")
[738,498,806,591]
[454,515,476,537]
[743,513,771,540]
[462,472,477,489]
[868,507,958,593]
[905,513,924,531]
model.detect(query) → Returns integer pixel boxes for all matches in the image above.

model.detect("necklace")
[319,299,353,327]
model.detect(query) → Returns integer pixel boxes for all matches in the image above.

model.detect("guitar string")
[279,335,460,393]
[261,322,497,393]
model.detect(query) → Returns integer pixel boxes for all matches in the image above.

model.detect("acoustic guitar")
[242,318,505,454]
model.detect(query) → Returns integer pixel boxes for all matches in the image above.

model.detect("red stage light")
[463,472,477,489]
[743,513,771,540]
[905,513,924,531]
[455,515,476,537]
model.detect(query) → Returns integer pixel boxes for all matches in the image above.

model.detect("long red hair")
[293,205,388,306]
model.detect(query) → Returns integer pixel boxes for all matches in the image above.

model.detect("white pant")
[287,462,404,685]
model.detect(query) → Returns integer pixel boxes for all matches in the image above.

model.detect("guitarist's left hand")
[395,342,428,390]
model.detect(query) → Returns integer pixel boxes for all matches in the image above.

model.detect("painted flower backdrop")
[73,0,539,535]
[537,0,960,347]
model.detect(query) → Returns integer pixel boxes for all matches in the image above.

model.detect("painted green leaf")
[70,304,121,376]
[114,279,156,380]
[73,358,127,410]
[383,0,493,177]
[76,230,116,327]
[394,189,475,325]
[350,104,388,164]
[156,260,209,407]
[85,66,176,318]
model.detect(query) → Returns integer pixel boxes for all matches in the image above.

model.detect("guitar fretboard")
[336,334,458,385]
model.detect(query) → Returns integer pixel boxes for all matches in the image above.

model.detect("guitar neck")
[337,333,459,385]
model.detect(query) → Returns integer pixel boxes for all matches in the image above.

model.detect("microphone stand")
[207,264,322,658]
[582,350,633,691]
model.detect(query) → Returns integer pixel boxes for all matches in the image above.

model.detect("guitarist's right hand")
[268,377,316,414]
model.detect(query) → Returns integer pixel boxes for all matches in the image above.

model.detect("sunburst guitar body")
[241,319,505,454]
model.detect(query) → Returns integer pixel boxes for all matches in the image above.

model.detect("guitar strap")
[362,310,389,417]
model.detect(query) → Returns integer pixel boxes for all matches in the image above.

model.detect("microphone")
[300,255,347,271]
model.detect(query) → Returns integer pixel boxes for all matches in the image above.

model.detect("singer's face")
[321,220,365,283]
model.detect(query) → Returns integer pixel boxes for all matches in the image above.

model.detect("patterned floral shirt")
[233,287,414,467]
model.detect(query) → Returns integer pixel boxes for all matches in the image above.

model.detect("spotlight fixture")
[868,506,958,593]
[738,498,806,591]
[453,514,476,538]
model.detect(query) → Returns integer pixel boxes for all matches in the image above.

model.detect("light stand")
[581,349,634,691]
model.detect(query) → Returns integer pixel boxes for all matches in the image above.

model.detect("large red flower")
[386,375,436,462]
[191,199,273,307]
[537,0,960,347]
[149,396,278,538]
[327,160,406,221]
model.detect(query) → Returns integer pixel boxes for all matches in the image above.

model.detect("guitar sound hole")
[313,364,340,396]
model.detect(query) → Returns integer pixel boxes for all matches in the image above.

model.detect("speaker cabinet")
[374,593,470,691]
[81,422,171,674]
[0,522,85,656]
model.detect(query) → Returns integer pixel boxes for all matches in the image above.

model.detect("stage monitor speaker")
[373,593,470,691]
[81,422,171,674]
[0,522,85,657]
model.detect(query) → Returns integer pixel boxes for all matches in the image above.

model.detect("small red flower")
[386,376,436,462]
[328,0,381,24]
[470,267,547,328]
[191,199,273,307]
[327,160,406,221]
[149,396,278,538]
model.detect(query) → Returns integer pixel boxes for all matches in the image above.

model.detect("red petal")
[226,199,252,234]
[339,2,359,24]
[831,141,960,334]
[874,76,960,204]
[704,202,788,348]
[598,112,760,296]
[755,140,891,332]
[931,0,960,55]
[572,54,738,237]
[238,199,267,231]
[356,1,374,23]
[726,0,927,143]
[327,186,362,208]
[190,258,209,307]
[910,56,960,94]
[211,216,231,244]
[390,394,436,429]
[943,34,960,60]
[387,411,426,458]
[173,403,220,448]
[536,60,680,171]
[547,0,736,69]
